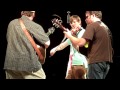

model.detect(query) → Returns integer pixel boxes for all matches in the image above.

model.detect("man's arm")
[63,30,86,47]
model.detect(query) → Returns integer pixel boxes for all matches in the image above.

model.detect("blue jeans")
[87,61,110,79]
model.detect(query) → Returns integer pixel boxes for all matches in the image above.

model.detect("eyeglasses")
[86,16,89,19]
[86,15,92,19]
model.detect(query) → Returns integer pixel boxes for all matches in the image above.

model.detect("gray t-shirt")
[4,15,50,72]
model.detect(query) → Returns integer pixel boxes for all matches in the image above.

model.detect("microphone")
[67,11,71,24]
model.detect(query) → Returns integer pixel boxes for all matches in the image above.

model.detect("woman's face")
[70,19,81,34]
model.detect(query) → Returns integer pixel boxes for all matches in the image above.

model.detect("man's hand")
[63,29,72,38]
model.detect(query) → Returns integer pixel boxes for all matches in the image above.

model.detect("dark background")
[0,0,120,79]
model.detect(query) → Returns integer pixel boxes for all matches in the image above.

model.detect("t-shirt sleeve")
[82,24,94,41]
[29,23,50,45]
